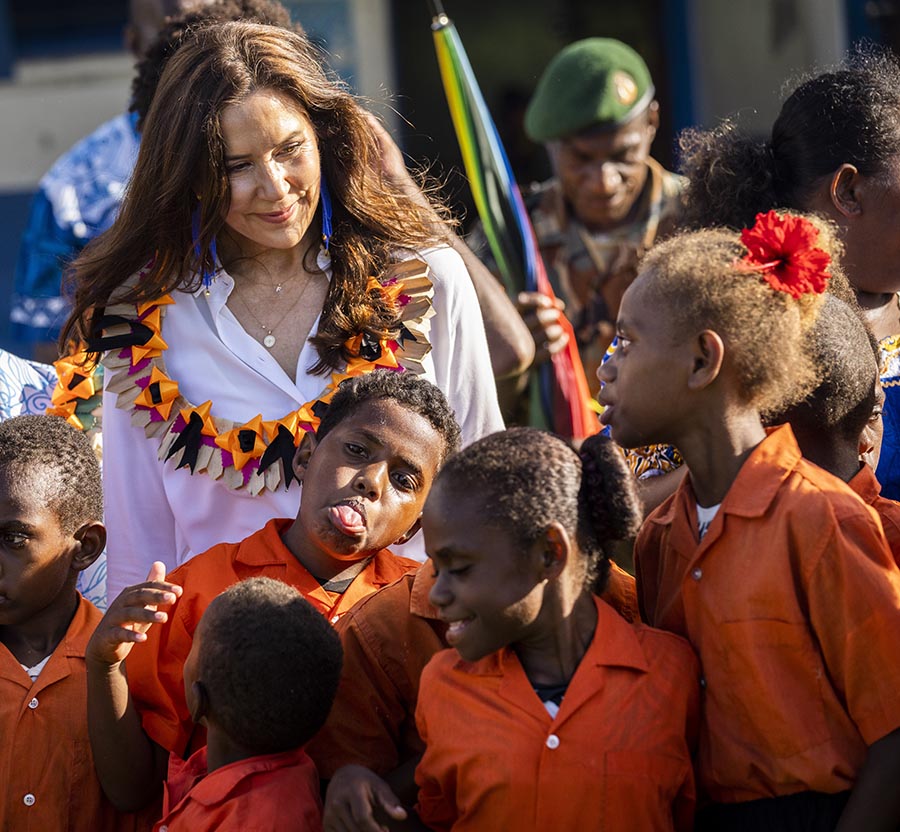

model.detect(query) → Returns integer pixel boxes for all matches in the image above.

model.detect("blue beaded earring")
[319,170,333,251]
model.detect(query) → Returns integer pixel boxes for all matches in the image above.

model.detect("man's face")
[548,104,658,232]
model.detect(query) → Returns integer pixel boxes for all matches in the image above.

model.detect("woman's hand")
[86,561,182,668]
[324,764,409,832]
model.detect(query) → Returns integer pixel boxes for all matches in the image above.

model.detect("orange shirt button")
[700,676,707,689]
[28,697,38,709]
[691,568,702,581]
[546,734,560,749]
[23,793,35,806]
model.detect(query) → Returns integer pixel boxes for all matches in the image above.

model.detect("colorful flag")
[429,2,598,439]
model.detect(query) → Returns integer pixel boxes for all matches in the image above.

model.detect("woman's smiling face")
[220,88,322,257]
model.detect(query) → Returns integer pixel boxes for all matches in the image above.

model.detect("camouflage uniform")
[473,157,684,393]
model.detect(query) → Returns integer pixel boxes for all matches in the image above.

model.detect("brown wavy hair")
[62,21,446,373]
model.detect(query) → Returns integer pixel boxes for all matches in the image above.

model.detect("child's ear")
[540,523,570,580]
[188,680,210,726]
[394,516,422,546]
[70,521,106,574]
[687,330,725,391]
[829,163,863,219]
[291,432,317,483]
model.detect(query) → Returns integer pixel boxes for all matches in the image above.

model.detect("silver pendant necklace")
[232,274,319,350]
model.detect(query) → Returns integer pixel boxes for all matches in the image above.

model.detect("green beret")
[525,38,654,142]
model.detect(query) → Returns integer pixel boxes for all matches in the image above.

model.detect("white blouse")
[102,245,503,599]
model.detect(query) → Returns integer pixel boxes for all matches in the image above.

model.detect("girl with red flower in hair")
[599,211,900,832]
[680,49,900,502]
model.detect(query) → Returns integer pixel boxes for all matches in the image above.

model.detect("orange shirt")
[849,463,900,568]
[308,567,446,778]
[415,597,699,832]
[636,425,900,803]
[0,594,157,831]
[127,517,418,757]
[308,560,640,779]
[154,745,321,831]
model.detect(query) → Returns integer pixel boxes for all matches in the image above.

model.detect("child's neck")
[280,520,373,583]
[0,586,79,667]
[205,725,267,774]
[514,590,597,689]
[676,407,767,507]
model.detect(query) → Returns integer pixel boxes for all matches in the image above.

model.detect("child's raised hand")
[86,562,182,668]
[324,764,408,832]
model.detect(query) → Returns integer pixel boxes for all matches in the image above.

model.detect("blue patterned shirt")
[12,112,140,344]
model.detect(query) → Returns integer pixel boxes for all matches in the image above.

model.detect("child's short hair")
[434,428,642,593]
[316,372,461,462]
[0,415,102,532]
[768,295,880,442]
[198,577,343,755]
[637,216,842,416]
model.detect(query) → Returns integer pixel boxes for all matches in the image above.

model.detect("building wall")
[685,0,847,132]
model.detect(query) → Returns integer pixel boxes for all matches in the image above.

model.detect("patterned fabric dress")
[876,334,900,500]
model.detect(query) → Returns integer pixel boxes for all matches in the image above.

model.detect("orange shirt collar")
[410,563,439,620]
[457,597,650,678]
[233,517,296,567]
[650,424,802,527]
[176,746,312,808]
[1,594,99,691]
[232,517,413,616]
[849,463,881,505]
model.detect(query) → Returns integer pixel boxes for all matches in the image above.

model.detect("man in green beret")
[506,37,684,395]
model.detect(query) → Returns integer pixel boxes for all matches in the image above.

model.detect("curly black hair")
[129,0,300,130]
[768,295,880,442]
[680,45,900,231]
[197,577,342,754]
[0,415,101,533]
[316,372,462,464]
[433,428,642,594]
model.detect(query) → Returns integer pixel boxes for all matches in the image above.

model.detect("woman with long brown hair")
[63,20,503,598]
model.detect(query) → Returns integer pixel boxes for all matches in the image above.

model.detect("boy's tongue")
[330,504,366,534]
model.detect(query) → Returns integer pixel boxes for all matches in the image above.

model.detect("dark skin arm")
[835,727,900,831]
[85,562,179,811]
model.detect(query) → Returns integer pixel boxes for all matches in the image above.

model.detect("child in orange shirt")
[414,428,700,832]
[153,577,341,831]
[0,415,153,831]
[85,372,460,813]
[768,295,900,565]
[599,211,900,830]
[312,541,640,830]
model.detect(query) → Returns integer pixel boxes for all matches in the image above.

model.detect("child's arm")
[85,561,181,811]
[835,727,900,831]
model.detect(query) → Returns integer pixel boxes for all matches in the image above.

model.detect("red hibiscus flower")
[737,210,831,298]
